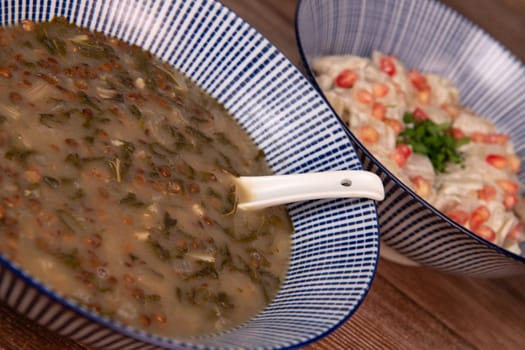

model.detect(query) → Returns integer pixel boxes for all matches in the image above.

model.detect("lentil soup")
[0,18,293,337]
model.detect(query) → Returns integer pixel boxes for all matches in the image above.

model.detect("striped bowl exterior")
[0,0,381,349]
[295,0,525,277]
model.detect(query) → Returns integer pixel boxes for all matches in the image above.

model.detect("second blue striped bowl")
[296,0,525,278]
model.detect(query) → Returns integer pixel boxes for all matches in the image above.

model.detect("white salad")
[313,52,525,255]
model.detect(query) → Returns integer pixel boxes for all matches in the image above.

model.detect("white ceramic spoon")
[235,170,384,211]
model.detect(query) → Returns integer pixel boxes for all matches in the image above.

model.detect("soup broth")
[0,18,292,337]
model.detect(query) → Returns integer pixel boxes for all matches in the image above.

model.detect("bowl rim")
[293,0,525,265]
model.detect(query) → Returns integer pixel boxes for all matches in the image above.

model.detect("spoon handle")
[236,170,384,210]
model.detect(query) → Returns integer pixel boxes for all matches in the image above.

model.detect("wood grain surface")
[1,1,525,349]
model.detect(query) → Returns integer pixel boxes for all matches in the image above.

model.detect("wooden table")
[2,1,525,349]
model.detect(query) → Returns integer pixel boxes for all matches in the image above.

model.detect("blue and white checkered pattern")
[296,0,525,277]
[0,0,381,349]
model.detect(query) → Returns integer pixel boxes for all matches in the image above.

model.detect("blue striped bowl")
[296,0,525,277]
[0,0,381,349]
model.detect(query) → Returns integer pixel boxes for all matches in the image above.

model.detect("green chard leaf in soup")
[65,153,104,169]
[183,262,219,280]
[71,37,118,60]
[43,176,61,189]
[39,113,71,128]
[149,239,171,261]
[77,91,102,112]
[162,212,178,235]
[51,249,82,270]
[55,209,83,233]
[119,192,147,207]
[35,24,67,56]
[5,147,37,165]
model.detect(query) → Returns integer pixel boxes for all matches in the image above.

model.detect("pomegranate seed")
[483,133,508,145]
[507,224,525,242]
[486,154,508,169]
[408,69,430,91]
[503,194,518,209]
[397,144,412,159]
[417,90,431,105]
[371,102,386,120]
[379,56,396,76]
[445,209,469,225]
[451,128,466,140]
[355,89,374,105]
[372,82,389,97]
[357,124,379,144]
[496,179,519,194]
[470,132,486,143]
[441,103,459,118]
[471,132,509,145]
[413,107,429,121]
[391,144,412,167]
[478,185,497,201]
[411,176,431,198]
[473,224,496,242]
[508,155,521,173]
[335,69,358,88]
[469,205,490,229]
[384,118,404,134]
[393,82,403,95]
